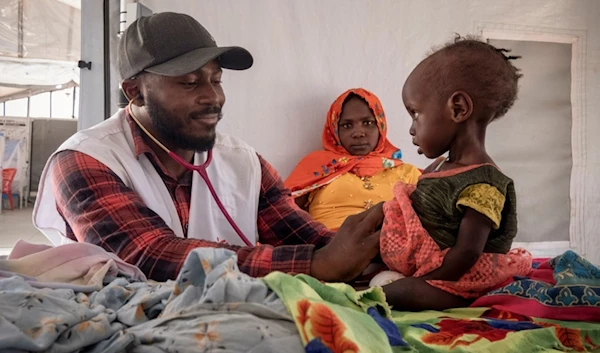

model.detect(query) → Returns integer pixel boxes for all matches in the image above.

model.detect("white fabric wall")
[486,40,572,243]
[138,0,600,262]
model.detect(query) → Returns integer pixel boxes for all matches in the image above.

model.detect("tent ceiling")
[0,86,23,98]
[0,0,80,100]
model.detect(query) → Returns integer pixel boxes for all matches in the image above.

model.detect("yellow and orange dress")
[305,165,420,230]
[380,164,533,298]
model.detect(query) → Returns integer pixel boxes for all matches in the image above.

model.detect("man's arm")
[51,150,239,281]
[254,155,333,248]
[51,150,334,281]
[236,155,334,277]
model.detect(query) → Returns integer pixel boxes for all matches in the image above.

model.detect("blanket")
[0,240,146,291]
[472,250,600,322]
[0,247,303,353]
[264,272,403,353]
[265,271,600,353]
[392,308,600,352]
[2,242,600,353]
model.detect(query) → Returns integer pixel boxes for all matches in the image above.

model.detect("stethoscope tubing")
[127,101,254,247]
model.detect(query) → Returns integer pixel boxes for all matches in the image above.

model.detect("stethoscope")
[127,100,254,247]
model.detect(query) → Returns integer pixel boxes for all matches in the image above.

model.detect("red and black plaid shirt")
[50,114,334,281]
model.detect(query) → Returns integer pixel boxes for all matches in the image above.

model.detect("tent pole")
[72,86,77,119]
[17,0,23,58]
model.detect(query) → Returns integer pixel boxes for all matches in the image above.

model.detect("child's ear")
[447,91,473,123]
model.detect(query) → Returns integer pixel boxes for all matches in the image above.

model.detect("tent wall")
[138,0,598,177]
[108,0,599,262]
[29,119,77,193]
[0,0,81,101]
[485,39,573,251]
[0,0,80,61]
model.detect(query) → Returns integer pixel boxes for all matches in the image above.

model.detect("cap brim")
[144,46,253,76]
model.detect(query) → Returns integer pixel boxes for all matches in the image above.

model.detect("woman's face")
[338,97,380,156]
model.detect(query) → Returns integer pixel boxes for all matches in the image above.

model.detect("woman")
[285,88,421,230]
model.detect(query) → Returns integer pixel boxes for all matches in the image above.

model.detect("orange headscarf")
[285,88,404,196]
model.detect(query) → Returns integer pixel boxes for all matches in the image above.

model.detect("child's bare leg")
[382,277,471,311]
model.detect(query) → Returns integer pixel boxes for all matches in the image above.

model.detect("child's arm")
[419,208,493,281]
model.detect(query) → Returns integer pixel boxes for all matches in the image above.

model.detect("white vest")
[33,110,261,247]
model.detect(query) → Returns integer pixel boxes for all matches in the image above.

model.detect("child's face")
[402,67,456,159]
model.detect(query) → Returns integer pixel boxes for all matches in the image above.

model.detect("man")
[33,12,382,282]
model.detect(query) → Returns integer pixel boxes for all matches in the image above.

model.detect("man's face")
[141,60,225,152]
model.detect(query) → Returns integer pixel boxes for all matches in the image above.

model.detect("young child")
[372,36,533,311]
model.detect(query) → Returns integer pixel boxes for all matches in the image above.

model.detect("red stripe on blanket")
[473,295,600,322]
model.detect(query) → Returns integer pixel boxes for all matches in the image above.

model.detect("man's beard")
[145,95,222,152]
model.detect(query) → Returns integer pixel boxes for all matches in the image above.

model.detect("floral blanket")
[392,308,600,352]
[264,251,600,353]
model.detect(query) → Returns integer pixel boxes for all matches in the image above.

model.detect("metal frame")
[78,0,109,130]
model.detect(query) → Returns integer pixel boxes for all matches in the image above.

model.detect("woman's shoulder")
[384,162,422,183]
[286,150,342,180]
[293,150,339,164]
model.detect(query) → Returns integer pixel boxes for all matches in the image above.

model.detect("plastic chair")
[2,168,17,211]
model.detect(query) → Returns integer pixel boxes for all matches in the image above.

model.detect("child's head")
[403,35,522,159]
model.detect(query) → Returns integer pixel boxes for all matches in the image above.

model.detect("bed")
[0,240,599,353]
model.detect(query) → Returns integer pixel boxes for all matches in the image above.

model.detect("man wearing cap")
[33,12,382,283]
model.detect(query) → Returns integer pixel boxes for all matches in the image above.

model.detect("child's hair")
[425,34,523,121]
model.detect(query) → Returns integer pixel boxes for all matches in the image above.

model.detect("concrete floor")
[0,206,51,256]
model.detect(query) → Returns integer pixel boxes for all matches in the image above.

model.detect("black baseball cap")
[118,12,253,80]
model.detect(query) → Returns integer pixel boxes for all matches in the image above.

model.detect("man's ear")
[447,91,473,123]
[121,78,144,106]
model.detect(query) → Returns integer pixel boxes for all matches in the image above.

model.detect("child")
[372,36,533,311]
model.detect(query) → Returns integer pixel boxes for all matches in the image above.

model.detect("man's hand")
[310,202,383,282]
